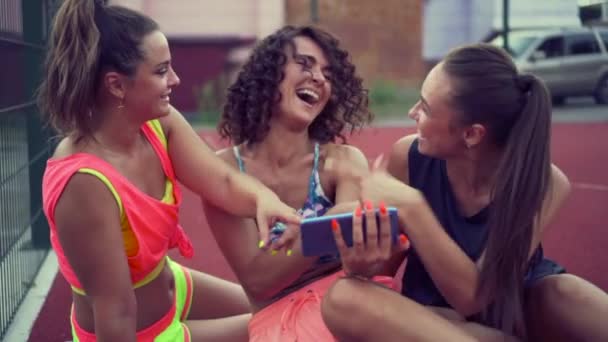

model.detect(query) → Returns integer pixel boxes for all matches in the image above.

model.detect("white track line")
[3,251,58,342]
[572,182,608,192]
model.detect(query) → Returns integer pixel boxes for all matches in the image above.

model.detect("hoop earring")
[117,98,125,110]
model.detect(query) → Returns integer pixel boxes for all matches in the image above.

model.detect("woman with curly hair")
[203,26,396,341]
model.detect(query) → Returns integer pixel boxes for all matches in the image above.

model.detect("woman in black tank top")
[321,44,608,341]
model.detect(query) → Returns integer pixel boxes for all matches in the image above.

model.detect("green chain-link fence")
[0,0,59,339]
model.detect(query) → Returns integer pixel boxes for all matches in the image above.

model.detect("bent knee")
[529,274,599,307]
[321,278,371,334]
[322,278,362,318]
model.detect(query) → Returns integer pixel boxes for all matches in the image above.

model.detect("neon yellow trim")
[73,150,174,295]
[70,305,80,342]
[162,179,175,204]
[71,259,190,341]
[78,168,124,218]
[155,258,191,341]
[71,285,85,296]
[168,258,185,310]
[146,119,175,204]
[182,268,193,320]
[78,166,172,257]
[78,168,137,255]
[133,257,167,289]
[167,258,192,320]
[147,119,168,150]
[70,257,167,296]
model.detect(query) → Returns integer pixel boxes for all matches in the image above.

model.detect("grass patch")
[186,110,220,128]
[369,81,420,121]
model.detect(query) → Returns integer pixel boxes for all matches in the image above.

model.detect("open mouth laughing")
[295,88,321,106]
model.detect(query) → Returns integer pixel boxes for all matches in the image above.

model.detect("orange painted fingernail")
[286,249,293,256]
[379,201,387,215]
[365,200,373,211]
[399,234,409,245]
[331,219,339,232]
[355,206,362,217]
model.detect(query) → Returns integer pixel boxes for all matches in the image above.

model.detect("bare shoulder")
[391,134,418,156]
[215,146,239,167]
[54,172,121,232]
[158,105,182,133]
[158,105,197,143]
[387,134,418,184]
[534,163,571,238]
[323,143,368,203]
[325,143,368,169]
[547,164,571,207]
[52,136,79,159]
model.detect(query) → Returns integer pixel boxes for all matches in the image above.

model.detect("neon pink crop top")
[42,120,193,294]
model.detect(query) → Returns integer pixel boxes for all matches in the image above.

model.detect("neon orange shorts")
[70,258,193,342]
[248,270,395,341]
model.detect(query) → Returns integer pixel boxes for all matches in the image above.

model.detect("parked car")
[491,26,608,104]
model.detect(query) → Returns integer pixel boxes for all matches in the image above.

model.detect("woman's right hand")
[331,202,410,279]
[253,189,301,250]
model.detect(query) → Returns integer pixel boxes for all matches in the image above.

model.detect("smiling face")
[408,62,466,158]
[122,30,180,120]
[272,35,332,130]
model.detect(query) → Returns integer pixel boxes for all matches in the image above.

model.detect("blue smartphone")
[300,207,400,257]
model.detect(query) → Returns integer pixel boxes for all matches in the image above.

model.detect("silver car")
[491,27,608,104]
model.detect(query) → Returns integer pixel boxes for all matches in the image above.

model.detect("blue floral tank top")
[232,143,341,294]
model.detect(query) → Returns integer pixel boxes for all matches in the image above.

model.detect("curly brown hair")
[219,26,372,146]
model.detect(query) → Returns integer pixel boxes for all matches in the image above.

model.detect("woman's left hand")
[332,202,410,279]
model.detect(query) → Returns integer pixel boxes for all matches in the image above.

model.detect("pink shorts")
[248,270,395,342]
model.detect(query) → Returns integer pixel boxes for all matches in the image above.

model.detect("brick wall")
[112,0,284,39]
[286,0,424,86]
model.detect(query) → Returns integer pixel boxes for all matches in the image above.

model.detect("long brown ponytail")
[443,43,552,338]
[38,0,100,137]
[38,0,158,138]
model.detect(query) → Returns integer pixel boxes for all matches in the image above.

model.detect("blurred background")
[1,1,607,341]
[105,0,608,124]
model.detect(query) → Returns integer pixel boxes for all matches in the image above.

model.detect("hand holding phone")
[300,207,399,256]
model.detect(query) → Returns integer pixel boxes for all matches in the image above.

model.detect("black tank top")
[402,139,544,307]
[403,139,491,307]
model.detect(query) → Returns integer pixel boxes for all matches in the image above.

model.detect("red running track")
[28,122,608,341]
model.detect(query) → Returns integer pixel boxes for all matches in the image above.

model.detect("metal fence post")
[23,0,51,248]
[0,0,57,338]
